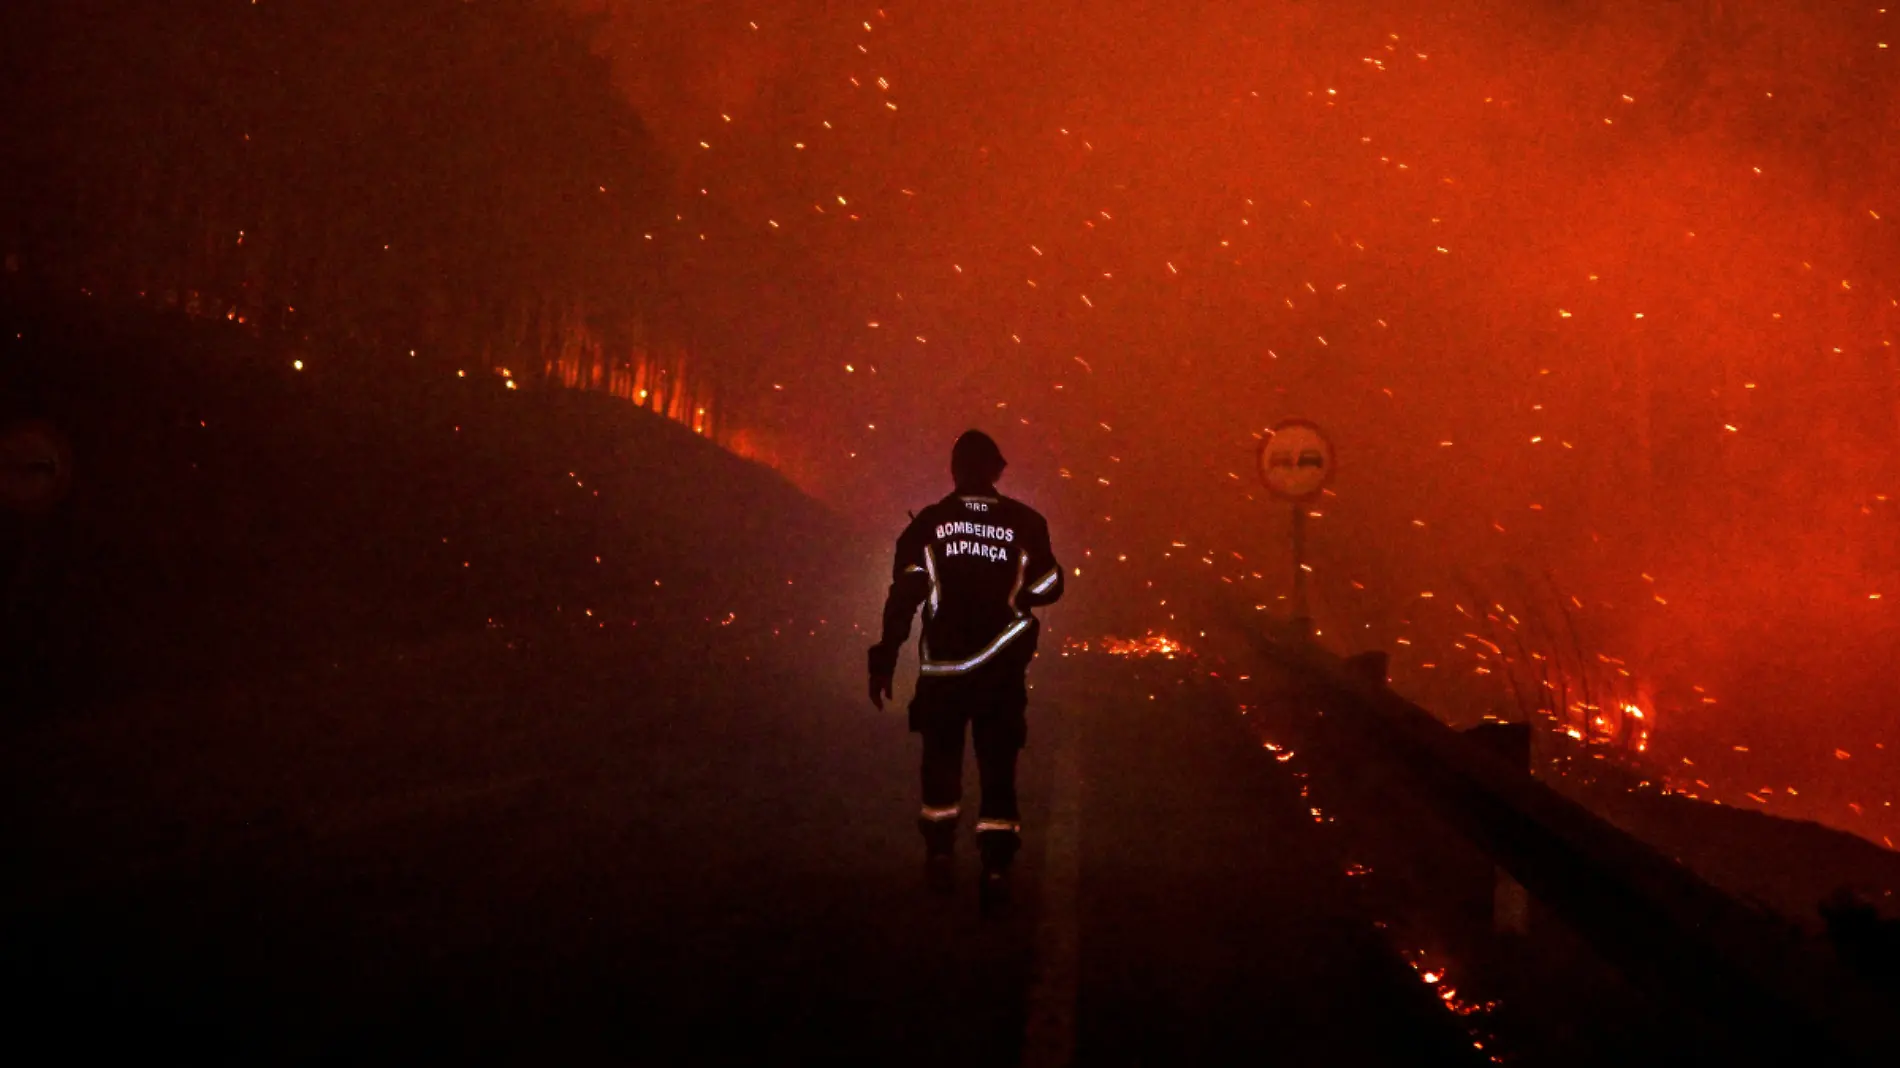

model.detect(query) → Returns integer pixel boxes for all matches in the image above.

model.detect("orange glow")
[1064,633,1193,659]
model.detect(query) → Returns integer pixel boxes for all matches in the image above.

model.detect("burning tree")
[0,0,733,440]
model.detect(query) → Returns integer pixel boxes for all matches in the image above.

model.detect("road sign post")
[1290,505,1310,634]
[1256,419,1334,639]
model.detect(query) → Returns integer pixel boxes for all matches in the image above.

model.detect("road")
[2,617,1472,1065]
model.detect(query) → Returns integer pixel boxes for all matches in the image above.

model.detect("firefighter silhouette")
[868,430,1064,911]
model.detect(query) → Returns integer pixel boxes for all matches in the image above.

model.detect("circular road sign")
[1257,419,1335,501]
[0,420,74,515]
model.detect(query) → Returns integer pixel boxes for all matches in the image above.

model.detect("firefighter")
[868,430,1065,911]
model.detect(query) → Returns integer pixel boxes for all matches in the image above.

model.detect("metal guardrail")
[1245,630,1898,1066]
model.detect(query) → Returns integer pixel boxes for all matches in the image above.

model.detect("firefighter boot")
[925,852,954,895]
[979,865,1012,915]
[975,819,1020,914]
[919,812,958,896]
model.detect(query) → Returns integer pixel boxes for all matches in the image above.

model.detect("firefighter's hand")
[869,673,894,710]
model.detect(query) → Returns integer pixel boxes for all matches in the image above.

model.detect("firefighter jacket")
[868,489,1065,680]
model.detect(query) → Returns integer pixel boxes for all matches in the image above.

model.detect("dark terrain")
[0,294,1477,1063]
[5,292,1895,1064]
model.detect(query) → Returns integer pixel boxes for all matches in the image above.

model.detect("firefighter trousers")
[910,660,1028,871]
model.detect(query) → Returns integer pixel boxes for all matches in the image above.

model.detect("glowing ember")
[1067,634,1194,659]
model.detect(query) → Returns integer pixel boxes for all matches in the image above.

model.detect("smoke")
[559,1,1897,844]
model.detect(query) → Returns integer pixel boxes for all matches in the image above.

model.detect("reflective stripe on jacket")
[868,489,1064,679]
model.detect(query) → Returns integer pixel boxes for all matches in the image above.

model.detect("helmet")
[951,429,1007,488]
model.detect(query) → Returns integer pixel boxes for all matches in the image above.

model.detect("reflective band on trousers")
[974,819,1021,835]
[920,804,960,822]
[919,617,1032,676]
[1028,567,1060,595]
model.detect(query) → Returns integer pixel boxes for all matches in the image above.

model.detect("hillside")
[1,284,877,710]
[0,286,920,1059]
